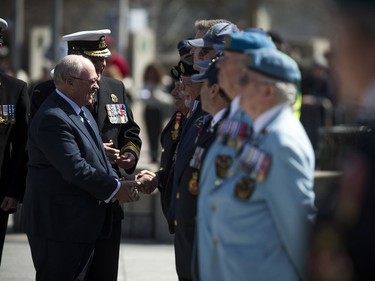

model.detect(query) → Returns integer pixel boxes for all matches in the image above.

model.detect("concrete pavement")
[0,233,177,281]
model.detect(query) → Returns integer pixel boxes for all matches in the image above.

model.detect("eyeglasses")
[71,76,99,86]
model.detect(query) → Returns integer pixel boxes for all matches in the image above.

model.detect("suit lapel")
[53,93,109,170]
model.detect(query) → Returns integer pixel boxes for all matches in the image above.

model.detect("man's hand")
[115,180,140,203]
[135,170,158,194]
[116,152,136,170]
[0,196,20,212]
[103,142,120,164]
[103,142,136,170]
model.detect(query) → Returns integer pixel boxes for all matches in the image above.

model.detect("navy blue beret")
[177,39,194,57]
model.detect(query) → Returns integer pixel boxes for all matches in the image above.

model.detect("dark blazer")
[156,111,186,232]
[30,77,141,175]
[168,98,208,279]
[0,73,29,203]
[29,76,141,281]
[22,92,118,243]
[174,110,227,280]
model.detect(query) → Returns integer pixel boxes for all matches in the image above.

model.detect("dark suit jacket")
[30,77,142,223]
[94,77,141,175]
[156,111,186,232]
[174,110,227,279]
[30,77,141,175]
[168,98,208,279]
[22,92,119,243]
[0,73,29,204]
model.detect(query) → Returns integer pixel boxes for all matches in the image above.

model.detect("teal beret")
[214,29,276,53]
[246,48,301,84]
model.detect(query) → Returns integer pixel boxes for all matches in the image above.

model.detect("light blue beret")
[245,48,301,84]
[214,29,276,53]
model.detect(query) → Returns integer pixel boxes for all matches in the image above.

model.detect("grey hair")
[194,19,230,31]
[262,77,298,105]
[53,55,91,85]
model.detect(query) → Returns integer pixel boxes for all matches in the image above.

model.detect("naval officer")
[0,17,29,267]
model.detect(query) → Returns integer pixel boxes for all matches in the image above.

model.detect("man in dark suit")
[22,55,140,281]
[30,29,141,281]
[0,18,30,267]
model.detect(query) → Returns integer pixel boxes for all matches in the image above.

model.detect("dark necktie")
[79,110,99,148]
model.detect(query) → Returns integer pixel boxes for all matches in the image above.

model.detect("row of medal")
[215,119,272,200]
[0,104,16,125]
[216,118,253,149]
[106,104,128,124]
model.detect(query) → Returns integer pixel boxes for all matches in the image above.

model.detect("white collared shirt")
[229,95,241,118]
[55,89,81,115]
[211,108,227,129]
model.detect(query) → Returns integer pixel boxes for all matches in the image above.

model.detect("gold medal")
[171,112,182,140]
[215,155,233,178]
[188,172,199,195]
[171,122,180,140]
[234,177,255,200]
[171,129,179,140]
[111,94,118,103]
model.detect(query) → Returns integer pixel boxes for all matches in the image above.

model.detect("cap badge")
[98,36,107,49]
[111,94,118,103]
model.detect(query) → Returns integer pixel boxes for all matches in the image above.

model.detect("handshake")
[114,170,159,203]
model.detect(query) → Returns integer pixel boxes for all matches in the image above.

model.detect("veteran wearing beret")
[197,48,316,281]
[0,18,29,267]
[198,30,276,233]
[30,29,141,281]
